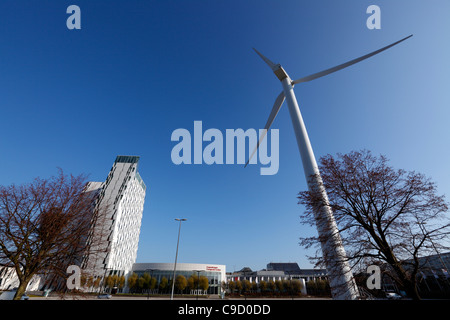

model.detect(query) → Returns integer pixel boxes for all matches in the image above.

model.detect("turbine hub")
[272,64,289,81]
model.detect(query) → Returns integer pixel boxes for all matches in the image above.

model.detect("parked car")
[0,289,28,300]
[0,290,17,300]
[385,292,402,300]
[97,293,112,299]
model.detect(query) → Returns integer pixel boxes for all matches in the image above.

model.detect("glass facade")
[133,269,222,294]
[132,263,226,295]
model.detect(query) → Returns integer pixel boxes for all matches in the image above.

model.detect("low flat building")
[227,262,327,284]
[132,262,226,295]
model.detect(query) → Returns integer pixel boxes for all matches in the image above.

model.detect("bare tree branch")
[0,169,105,299]
[298,150,450,300]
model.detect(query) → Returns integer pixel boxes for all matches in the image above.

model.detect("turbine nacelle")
[273,65,290,82]
[253,48,290,82]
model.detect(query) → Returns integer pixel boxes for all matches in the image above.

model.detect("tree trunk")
[390,263,421,300]
[14,277,31,300]
[402,278,421,300]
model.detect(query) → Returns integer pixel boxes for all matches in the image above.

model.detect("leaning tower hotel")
[83,156,147,279]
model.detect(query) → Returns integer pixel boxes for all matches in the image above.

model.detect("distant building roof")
[265,262,327,276]
[115,155,140,164]
[228,263,327,278]
[297,269,327,276]
[255,270,285,276]
[267,262,301,273]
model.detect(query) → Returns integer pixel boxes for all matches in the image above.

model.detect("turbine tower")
[248,35,412,300]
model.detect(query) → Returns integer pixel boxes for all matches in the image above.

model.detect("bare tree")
[298,150,450,300]
[0,169,104,299]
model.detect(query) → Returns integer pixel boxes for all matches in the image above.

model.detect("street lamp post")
[171,218,187,300]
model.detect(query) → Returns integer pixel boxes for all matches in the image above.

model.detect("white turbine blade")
[292,34,413,85]
[253,48,277,70]
[245,91,285,168]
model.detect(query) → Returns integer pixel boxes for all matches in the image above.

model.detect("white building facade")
[83,156,146,279]
[0,156,147,293]
[0,266,41,292]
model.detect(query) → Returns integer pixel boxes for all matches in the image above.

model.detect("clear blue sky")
[1,1,449,272]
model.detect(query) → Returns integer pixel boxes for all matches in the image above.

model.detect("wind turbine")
[248,35,412,300]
